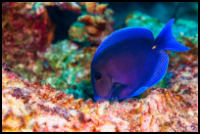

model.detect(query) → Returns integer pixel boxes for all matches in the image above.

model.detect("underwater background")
[2,2,198,132]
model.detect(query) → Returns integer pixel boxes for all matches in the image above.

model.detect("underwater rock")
[68,2,114,44]
[2,65,198,132]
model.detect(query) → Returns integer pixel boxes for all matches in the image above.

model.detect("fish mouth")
[104,86,114,99]
[104,82,124,100]
[105,74,124,100]
[113,82,124,88]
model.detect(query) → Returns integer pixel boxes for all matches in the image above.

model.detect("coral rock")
[2,64,198,132]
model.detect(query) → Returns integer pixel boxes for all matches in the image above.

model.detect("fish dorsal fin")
[146,50,169,87]
[93,28,154,59]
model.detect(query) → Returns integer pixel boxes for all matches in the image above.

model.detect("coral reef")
[2,4,198,131]
[69,2,114,44]
[3,3,198,100]
[2,63,198,132]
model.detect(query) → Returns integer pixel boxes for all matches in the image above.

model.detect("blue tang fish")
[91,19,190,100]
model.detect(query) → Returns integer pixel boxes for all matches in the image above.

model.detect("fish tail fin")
[155,18,190,52]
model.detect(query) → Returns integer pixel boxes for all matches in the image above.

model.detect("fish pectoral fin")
[128,86,148,98]
[146,50,169,87]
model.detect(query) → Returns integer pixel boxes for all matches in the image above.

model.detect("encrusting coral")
[2,63,198,132]
[44,42,97,100]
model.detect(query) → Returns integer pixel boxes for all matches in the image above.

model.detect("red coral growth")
[2,2,55,68]
[2,64,198,132]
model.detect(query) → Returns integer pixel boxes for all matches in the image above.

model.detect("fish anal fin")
[128,86,148,98]
[94,96,104,101]
[146,50,169,87]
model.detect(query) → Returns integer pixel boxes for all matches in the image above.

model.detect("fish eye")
[94,72,102,80]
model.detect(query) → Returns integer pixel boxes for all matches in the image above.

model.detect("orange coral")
[69,2,114,44]
[85,2,96,14]
[96,4,108,14]
[78,15,96,25]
